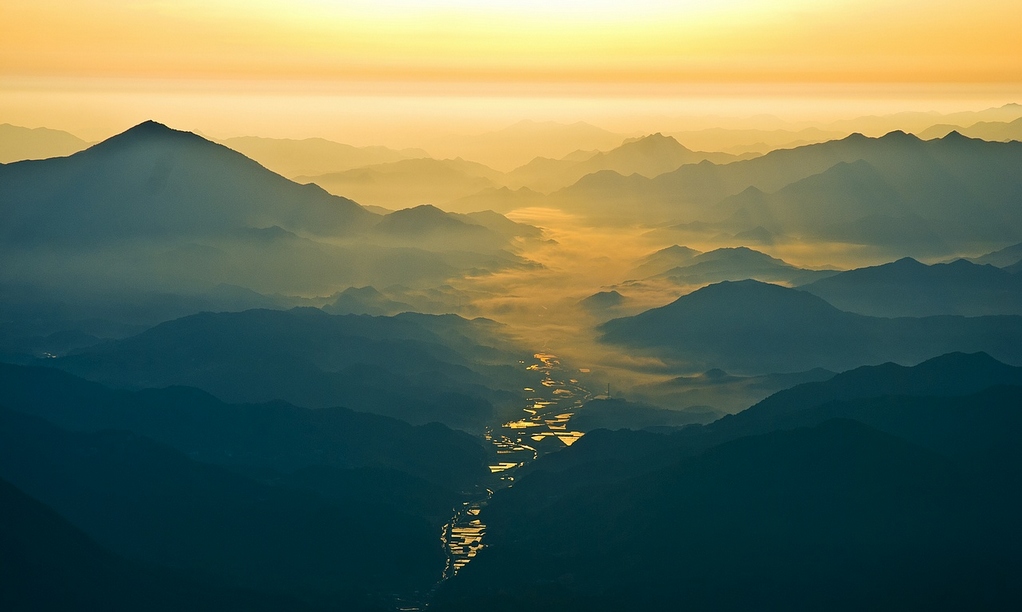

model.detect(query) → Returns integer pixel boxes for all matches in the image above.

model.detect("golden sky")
[2,0,1020,141]
[3,0,1021,85]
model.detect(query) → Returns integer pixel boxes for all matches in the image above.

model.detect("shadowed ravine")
[397,353,591,610]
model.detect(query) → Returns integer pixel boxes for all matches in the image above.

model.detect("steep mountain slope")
[800,257,1022,316]
[599,280,1022,373]
[437,417,1021,611]
[434,352,1022,610]
[0,120,375,246]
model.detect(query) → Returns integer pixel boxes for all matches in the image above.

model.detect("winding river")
[440,352,591,579]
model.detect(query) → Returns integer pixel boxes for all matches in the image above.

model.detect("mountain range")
[918,116,1022,141]
[0,121,537,342]
[553,131,1022,255]
[0,123,90,163]
[503,133,754,193]
[299,158,503,211]
[221,135,429,178]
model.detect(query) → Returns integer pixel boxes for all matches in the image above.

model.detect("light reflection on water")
[440,352,590,581]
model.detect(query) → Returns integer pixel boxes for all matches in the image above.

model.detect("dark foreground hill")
[0,362,487,493]
[0,407,440,609]
[600,279,1022,373]
[48,307,528,431]
[433,352,1022,610]
[0,476,320,612]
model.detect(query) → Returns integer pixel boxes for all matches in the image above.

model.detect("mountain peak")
[880,130,921,142]
[940,130,971,141]
[89,120,206,153]
[121,120,190,139]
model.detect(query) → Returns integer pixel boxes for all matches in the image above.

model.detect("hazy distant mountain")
[424,120,627,171]
[554,132,1022,252]
[969,241,1022,267]
[443,186,547,213]
[456,209,544,240]
[221,135,428,178]
[630,244,702,278]
[0,407,439,609]
[919,116,1022,142]
[50,307,527,431]
[599,280,1022,373]
[827,102,1022,136]
[504,133,750,193]
[0,476,312,612]
[371,204,493,246]
[670,126,844,154]
[0,123,90,163]
[299,157,503,210]
[323,286,414,316]
[800,257,1022,316]
[651,246,837,286]
[579,290,626,314]
[708,159,945,250]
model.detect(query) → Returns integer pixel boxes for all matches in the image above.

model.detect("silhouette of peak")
[879,130,921,142]
[119,120,195,140]
[940,130,973,141]
[680,279,819,304]
[619,132,687,151]
[339,285,385,298]
[89,120,208,153]
[389,204,448,218]
[656,245,700,256]
[915,351,1003,370]
[890,256,925,267]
